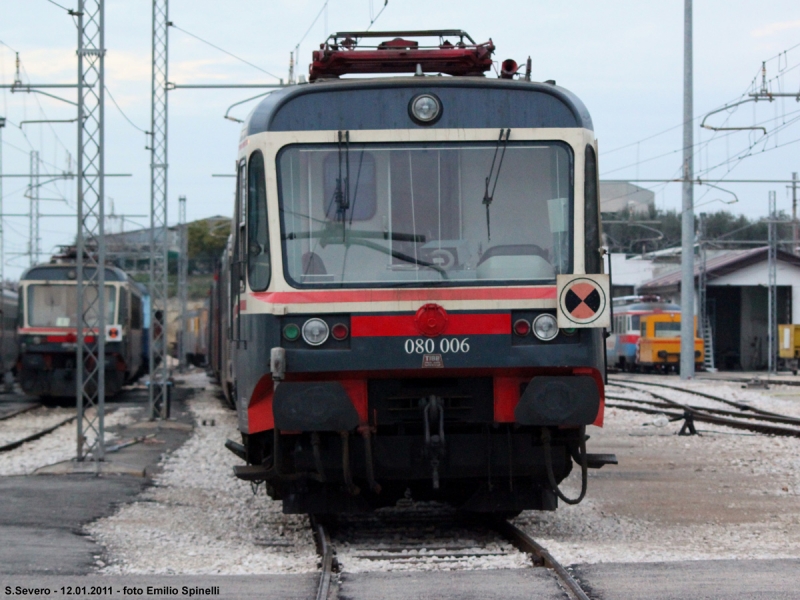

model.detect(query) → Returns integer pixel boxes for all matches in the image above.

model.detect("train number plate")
[404,338,470,355]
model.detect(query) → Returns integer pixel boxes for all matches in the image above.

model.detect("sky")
[1,0,799,279]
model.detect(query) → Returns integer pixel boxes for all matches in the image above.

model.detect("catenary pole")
[768,191,777,374]
[178,195,187,373]
[28,151,40,266]
[149,0,170,419]
[792,172,798,254]
[75,0,107,460]
[680,0,695,380]
[0,117,5,385]
[0,117,5,289]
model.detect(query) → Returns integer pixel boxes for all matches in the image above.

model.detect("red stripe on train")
[352,313,511,337]
[250,286,556,305]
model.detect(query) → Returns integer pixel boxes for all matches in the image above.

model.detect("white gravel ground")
[516,381,800,566]
[0,406,138,476]
[88,376,318,575]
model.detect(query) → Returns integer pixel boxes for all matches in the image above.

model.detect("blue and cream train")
[17,261,148,398]
[216,30,616,514]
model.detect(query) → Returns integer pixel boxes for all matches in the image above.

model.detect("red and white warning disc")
[557,274,610,328]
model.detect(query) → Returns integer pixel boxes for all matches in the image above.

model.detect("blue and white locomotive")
[222,30,616,514]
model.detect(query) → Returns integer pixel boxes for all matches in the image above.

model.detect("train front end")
[18,263,128,398]
[228,31,616,514]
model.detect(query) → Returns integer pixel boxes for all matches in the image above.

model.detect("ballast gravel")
[0,406,138,476]
[88,375,318,575]
[334,538,530,573]
[88,374,800,574]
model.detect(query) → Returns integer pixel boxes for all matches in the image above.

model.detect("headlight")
[32,336,42,345]
[302,318,329,346]
[532,314,559,341]
[409,94,441,124]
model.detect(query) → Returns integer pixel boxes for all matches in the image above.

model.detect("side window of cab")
[247,151,270,291]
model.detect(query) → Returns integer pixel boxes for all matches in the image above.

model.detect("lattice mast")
[149,0,170,418]
[76,0,107,460]
[29,150,40,266]
[178,194,187,373]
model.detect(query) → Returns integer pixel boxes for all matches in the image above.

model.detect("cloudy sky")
[1,0,799,278]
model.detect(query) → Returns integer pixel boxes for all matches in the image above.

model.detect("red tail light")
[331,323,350,341]
[513,319,531,337]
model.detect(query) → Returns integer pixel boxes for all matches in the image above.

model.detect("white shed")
[638,247,800,370]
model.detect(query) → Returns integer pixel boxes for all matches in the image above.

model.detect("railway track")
[606,378,800,438]
[0,402,41,421]
[311,505,590,600]
[0,404,110,453]
[0,412,78,453]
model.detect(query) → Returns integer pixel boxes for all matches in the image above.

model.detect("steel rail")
[312,510,590,599]
[311,517,335,600]
[494,519,590,600]
[608,377,785,417]
[0,403,41,421]
[698,375,800,388]
[605,395,800,438]
[608,382,800,432]
[606,393,800,426]
[0,415,77,452]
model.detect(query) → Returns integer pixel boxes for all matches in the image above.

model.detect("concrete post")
[680,0,696,380]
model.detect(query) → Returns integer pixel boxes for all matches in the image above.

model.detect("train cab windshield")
[26,284,117,328]
[654,321,681,337]
[277,141,572,287]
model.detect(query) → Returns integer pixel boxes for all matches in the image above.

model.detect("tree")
[602,208,792,254]
[187,218,230,272]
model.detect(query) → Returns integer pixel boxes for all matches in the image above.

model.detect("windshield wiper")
[335,130,350,226]
[283,223,442,276]
[283,224,425,243]
[347,238,447,279]
[482,128,511,240]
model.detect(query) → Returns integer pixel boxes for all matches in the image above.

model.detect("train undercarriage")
[230,375,615,514]
[19,349,128,399]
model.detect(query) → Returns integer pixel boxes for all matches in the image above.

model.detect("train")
[208,237,235,408]
[777,324,800,374]
[606,295,703,373]
[176,305,209,368]
[0,287,18,392]
[211,29,617,515]
[17,259,149,398]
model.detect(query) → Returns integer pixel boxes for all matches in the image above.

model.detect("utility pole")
[177,195,187,373]
[149,0,170,419]
[698,212,707,340]
[28,151,40,266]
[680,0,696,380]
[0,116,5,387]
[768,191,777,374]
[792,172,798,255]
[75,0,107,461]
[0,116,5,289]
